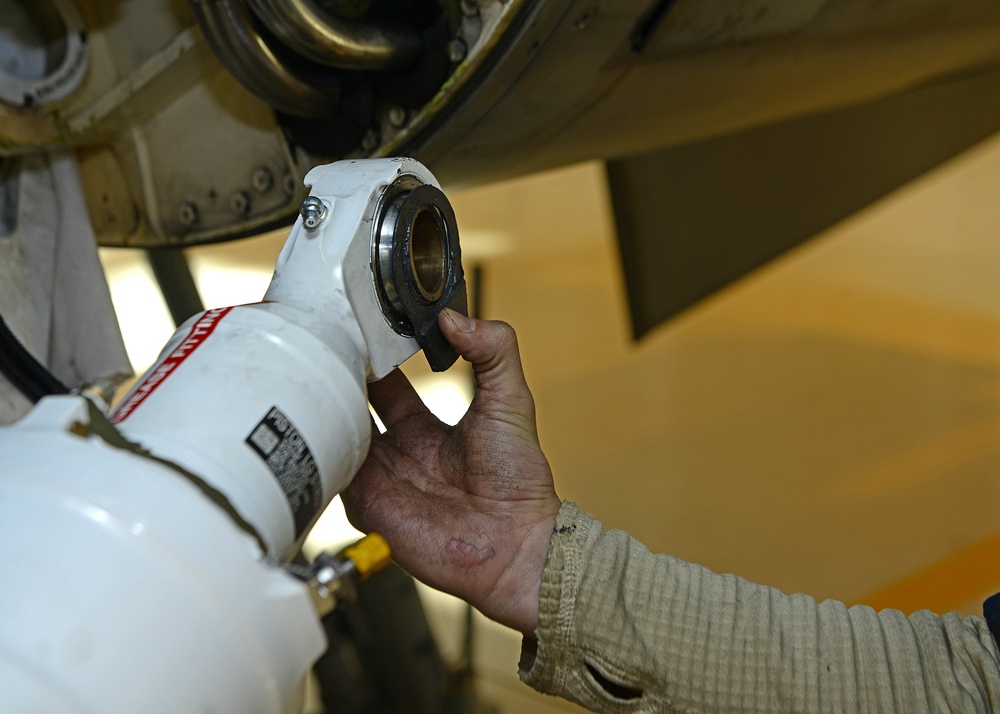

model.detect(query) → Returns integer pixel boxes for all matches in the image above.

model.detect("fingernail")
[443,308,475,333]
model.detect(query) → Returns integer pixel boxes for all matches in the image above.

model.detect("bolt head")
[447,38,467,63]
[230,191,251,216]
[178,201,198,228]
[252,167,274,193]
[387,106,407,128]
[314,564,336,587]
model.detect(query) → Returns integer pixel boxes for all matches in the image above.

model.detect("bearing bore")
[373,175,466,371]
[408,206,447,303]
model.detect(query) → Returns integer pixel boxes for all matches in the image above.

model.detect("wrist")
[485,502,560,635]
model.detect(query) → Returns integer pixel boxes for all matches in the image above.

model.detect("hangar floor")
[100,130,1000,712]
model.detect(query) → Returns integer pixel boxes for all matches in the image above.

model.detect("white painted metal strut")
[0,158,443,713]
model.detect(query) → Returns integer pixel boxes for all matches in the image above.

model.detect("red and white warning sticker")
[111,306,233,423]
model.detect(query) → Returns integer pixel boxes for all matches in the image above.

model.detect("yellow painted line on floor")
[854,531,1000,614]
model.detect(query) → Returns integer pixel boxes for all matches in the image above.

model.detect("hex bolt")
[447,38,467,63]
[299,196,328,229]
[282,172,297,197]
[230,191,251,216]
[178,201,199,228]
[252,167,273,193]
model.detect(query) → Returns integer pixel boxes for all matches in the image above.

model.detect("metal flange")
[374,176,467,372]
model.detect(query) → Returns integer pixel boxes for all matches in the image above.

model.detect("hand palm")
[343,314,560,634]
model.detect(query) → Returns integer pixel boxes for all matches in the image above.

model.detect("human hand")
[343,309,561,635]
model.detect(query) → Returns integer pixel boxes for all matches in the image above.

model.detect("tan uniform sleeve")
[519,502,1000,713]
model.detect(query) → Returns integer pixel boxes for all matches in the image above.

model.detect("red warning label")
[112,306,234,423]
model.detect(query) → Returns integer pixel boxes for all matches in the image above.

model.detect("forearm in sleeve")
[519,502,1000,713]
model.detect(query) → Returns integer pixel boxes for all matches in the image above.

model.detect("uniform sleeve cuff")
[518,500,597,693]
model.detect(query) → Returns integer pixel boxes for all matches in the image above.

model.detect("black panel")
[609,65,1000,339]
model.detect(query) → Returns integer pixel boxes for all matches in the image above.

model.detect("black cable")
[0,312,69,402]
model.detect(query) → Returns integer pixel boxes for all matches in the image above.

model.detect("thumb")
[439,309,537,435]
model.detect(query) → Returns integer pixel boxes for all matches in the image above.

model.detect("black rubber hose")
[0,312,69,403]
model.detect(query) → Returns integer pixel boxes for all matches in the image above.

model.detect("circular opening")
[0,0,68,81]
[409,207,447,302]
[0,0,87,107]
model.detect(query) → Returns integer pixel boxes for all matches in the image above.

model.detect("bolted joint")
[299,196,328,230]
